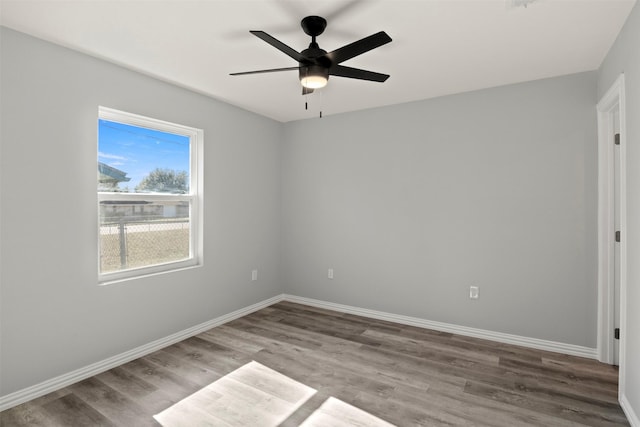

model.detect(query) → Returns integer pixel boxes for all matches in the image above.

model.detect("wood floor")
[1,301,628,426]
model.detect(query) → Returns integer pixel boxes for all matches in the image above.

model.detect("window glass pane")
[97,108,200,280]
[98,119,190,193]
[99,200,190,273]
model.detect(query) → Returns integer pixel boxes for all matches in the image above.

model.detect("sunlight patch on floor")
[300,396,396,427]
[154,361,316,426]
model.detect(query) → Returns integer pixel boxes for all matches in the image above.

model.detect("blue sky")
[98,119,190,191]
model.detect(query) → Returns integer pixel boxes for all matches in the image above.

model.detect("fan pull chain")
[304,67,309,110]
[319,90,323,118]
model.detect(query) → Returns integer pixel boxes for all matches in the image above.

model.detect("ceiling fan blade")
[250,30,307,63]
[302,87,315,95]
[230,66,300,76]
[329,65,389,82]
[325,31,392,65]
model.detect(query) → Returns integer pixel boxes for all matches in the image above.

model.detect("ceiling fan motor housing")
[300,40,330,89]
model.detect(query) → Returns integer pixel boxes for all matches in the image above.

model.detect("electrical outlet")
[469,286,479,299]
[328,268,334,279]
[252,269,258,281]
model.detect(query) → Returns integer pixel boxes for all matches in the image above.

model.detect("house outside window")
[98,107,203,283]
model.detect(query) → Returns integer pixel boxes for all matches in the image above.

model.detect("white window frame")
[98,106,203,284]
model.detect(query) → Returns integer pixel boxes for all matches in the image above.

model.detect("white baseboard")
[621,393,640,427]
[282,294,598,359]
[0,292,601,413]
[0,295,283,412]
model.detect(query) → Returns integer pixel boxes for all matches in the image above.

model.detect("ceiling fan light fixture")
[300,65,329,89]
[301,75,328,89]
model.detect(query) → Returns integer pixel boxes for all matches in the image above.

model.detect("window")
[98,107,202,283]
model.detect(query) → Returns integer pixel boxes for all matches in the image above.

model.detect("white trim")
[596,74,628,398]
[97,106,204,284]
[99,106,200,137]
[97,193,193,202]
[0,295,282,412]
[282,295,597,359]
[621,394,640,427]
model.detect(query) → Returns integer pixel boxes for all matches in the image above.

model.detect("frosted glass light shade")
[301,75,328,89]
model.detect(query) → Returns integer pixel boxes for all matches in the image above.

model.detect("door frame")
[596,73,627,389]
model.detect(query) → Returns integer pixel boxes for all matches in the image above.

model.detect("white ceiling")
[0,0,636,122]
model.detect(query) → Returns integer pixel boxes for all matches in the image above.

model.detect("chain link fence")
[100,218,190,272]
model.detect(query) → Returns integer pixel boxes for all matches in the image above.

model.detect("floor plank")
[1,301,628,426]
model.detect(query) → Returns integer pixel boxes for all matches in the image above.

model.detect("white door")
[613,106,621,366]
[597,75,626,394]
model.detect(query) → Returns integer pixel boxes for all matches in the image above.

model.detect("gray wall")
[0,22,612,404]
[0,28,283,396]
[281,71,598,347]
[598,1,640,419]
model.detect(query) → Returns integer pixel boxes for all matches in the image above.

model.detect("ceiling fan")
[230,16,392,95]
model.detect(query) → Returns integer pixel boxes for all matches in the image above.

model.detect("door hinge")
[615,133,620,145]
[615,328,620,340]
[616,230,621,242]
